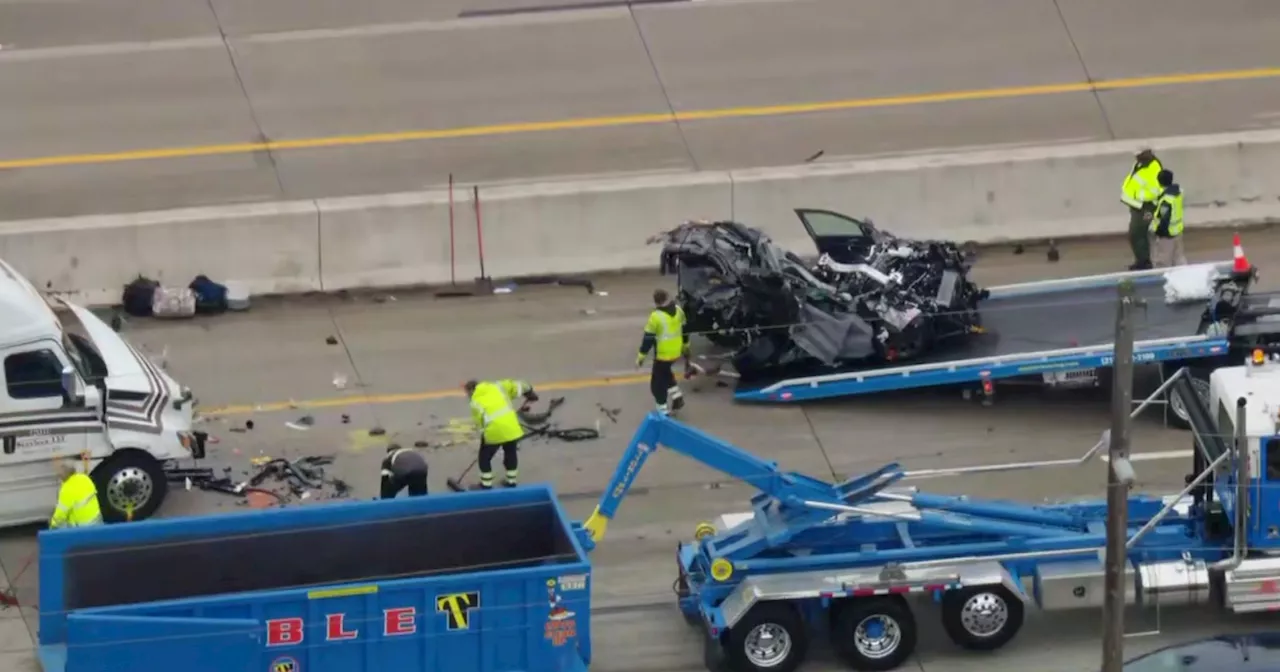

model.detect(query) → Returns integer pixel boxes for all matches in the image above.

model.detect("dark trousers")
[479,439,519,487]
[650,359,683,408]
[380,470,428,499]
[1128,207,1151,267]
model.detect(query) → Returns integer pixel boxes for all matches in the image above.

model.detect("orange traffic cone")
[1233,233,1251,273]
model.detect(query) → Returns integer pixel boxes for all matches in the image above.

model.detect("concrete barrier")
[2,129,1279,304]
[0,201,320,306]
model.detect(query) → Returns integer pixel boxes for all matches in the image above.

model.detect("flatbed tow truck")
[30,281,1280,672]
[732,236,1278,431]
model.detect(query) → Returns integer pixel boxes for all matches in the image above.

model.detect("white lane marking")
[1100,450,1193,463]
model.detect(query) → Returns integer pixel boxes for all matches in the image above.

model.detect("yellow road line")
[4,67,1280,171]
[201,373,650,417]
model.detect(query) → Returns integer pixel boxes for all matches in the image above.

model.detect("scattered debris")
[341,413,351,424]
[596,291,609,297]
[1047,240,1060,262]
[596,403,621,424]
[369,427,386,436]
[414,440,430,448]
[333,374,348,390]
[326,335,339,345]
[180,454,349,507]
[285,415,315,431]
[519,397,600,443]
[581,308,597,316]
[494,285,515,294]
[1013,243,1025,255]
[245,420,255,430]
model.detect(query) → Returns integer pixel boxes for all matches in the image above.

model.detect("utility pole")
[1102,279,1138,672]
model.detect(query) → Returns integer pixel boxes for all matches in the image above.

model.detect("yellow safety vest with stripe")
[1150,189,1184,237]
[1121,159,1163,209]
[470,382,525,444]
[644,307,687,362]
[497,379,532,403]
[50,473,102,529]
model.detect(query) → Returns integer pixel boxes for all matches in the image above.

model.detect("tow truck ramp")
[736,262,1241,402]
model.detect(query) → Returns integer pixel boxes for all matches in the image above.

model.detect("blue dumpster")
[37,485,591,672]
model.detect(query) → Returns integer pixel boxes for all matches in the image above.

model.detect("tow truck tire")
[724,602,809,672]
[1165,366,1211,431]
[831,596,917,671]
[91,450,168,523]
[940,585,1024,651]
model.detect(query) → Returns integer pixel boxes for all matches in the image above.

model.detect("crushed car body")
[655,209,988,382]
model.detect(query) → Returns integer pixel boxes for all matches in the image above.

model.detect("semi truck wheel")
[940,585,1023,651]
[724,602,809,672]
[92,450,168,523]
[831,596,916,671]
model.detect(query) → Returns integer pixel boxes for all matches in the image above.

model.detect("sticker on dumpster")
[270,657,298,672]
[544,579,577,647]
[557,574,587,591]
[436,591,481,630]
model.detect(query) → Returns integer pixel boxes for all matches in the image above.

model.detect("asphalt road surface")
[0,227,1277,671]
[2,0,1280,218]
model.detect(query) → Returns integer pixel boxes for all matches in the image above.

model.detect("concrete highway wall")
[4,129,1279,306]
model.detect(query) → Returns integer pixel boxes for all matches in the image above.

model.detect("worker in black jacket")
[380,444,429,498]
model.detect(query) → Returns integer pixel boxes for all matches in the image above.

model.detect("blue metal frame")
[735,264,1237,403]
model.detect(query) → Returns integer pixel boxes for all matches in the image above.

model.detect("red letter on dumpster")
[326,613,358,641]
[384,607,416,636]
[266,618,304,646]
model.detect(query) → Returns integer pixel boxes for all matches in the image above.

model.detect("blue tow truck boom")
[734,247,1276,434]
[584,352,1280,672]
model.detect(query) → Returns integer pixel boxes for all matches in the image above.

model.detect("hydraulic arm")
[578,412,1108,555]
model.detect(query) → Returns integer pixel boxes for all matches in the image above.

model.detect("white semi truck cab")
[0,259,201,526]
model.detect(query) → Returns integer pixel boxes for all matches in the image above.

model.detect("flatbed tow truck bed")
[735,263,1243,403]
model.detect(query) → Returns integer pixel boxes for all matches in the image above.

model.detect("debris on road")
[519,397,600,443]
[285,415,315,431]
[595,403,621,424]
[177,454,351,507]
[326,335,339,345]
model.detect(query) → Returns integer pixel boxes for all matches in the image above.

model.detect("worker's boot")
[668,387,685,412]
[655,403,669,415]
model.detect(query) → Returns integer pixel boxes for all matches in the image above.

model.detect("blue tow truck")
[581,353,1280,671]
[731,235,1277,432]
[33,344,1280,671]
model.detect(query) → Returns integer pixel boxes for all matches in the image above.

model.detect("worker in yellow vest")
[49,461,102,529]
[1150,170,1187,268]
[636,289,689,414]
[1121,148,1164,270]
[464,379,526,489]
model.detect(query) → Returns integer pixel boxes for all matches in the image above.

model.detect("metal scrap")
[179,454,348,506]
[518,397,599,443]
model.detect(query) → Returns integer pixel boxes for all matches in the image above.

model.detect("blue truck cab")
[37,485,591,672]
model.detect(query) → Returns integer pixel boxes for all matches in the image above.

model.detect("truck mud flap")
[65,613,259,672]
[702,626,729,672]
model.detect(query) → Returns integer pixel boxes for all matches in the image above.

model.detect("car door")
[0,343,92,525]
[794,209,881,263]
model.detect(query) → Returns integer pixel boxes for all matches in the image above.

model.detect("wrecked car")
[655,209,988,381]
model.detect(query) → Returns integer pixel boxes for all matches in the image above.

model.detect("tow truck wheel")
[831,596,917,671]
[724,602,808,672]
[940,585,1024,651]
[91,450,168,523]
